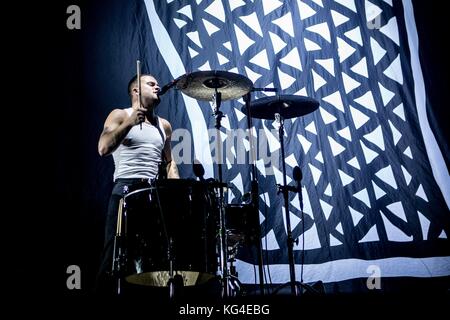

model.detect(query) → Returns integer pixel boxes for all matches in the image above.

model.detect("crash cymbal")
[243,95,319,119]
[176,70,253,101]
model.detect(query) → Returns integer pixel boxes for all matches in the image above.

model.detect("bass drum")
[122,179,218,287]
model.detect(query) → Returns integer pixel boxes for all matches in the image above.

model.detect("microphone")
[158,79,179,97]
[293,166,302,191]
[193,160,205,181]
[293,166,302,182]
[293,166,303,211]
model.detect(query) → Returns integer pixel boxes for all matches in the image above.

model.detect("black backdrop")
[12,0,448,297]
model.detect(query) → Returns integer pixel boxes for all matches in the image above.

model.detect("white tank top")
[113,108,166,181]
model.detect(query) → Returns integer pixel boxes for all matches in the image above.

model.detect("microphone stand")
[292,166,320,295]
[295,167,305,286]
[158,76,182,97]
[273,160,320,296]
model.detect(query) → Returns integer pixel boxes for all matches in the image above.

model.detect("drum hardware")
[241,87,278,296]
[177,70,253,298]
[212,88,230,298]
[244,95,319,296]
[242,94,320,120]
[227,252,242,297]
[112,197,125,295]
[175,70,253,101]
[111,185,131,295]
[151,179,178,300]
[158,77,182,97]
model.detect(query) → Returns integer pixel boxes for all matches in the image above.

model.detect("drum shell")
[121,180,218,286]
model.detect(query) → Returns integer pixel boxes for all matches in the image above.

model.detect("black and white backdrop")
[18,0,449,297]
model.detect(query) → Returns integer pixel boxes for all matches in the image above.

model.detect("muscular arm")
[98,109,134,156]
[161,119,180,179]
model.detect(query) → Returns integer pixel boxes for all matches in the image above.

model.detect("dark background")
[10,0,448,297]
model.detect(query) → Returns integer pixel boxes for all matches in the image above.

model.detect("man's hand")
[128,106,148,126]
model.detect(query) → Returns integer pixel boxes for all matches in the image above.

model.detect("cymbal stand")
[274,113,298,296]
[272,114,321,296]
[212,87,229,298]
[243,91,265,295]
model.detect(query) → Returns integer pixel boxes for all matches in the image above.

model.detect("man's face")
[141,75,160,103]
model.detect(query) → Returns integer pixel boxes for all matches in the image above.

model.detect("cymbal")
[243,95,319,120]
[176,70,253,101]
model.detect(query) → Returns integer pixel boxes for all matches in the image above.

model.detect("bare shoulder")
[100,108,130,133]
[109,108,128,119]
[159,117,173,132]
[105,108,128,123]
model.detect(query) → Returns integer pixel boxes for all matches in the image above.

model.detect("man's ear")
[132,87,139,95]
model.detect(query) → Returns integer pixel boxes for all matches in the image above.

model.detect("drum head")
[126,271,215,287]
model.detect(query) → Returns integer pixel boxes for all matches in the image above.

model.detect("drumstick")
[116,198,124,236]
[137,60,142,130]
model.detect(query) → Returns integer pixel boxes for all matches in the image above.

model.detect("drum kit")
[112,70,319,298]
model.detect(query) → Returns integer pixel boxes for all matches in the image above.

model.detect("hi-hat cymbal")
[243,95,319,119]
[176,70,253,101]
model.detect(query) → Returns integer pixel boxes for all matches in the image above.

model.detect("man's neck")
[145,108,157,125]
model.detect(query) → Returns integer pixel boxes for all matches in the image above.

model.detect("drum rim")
[123,179,225,199]
[123,187,154,199]
[123,184,201,199]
